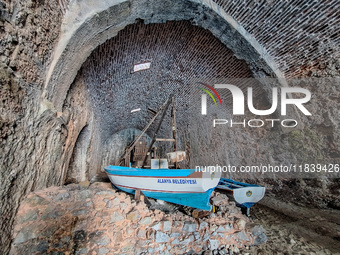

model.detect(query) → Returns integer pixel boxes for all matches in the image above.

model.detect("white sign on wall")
[133,62,151,72]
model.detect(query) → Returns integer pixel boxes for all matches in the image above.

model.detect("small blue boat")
[217,178,265,215]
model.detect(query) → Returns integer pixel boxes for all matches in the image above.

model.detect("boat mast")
[141,95,173,168]
[120,97,171,166]
[171,96,178,168]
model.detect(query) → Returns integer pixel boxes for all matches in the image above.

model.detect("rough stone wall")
[265,78,340,209]
[0,0,339,253]
[0,1,65,252]
[1,0,94,252]
[60,77,94,185]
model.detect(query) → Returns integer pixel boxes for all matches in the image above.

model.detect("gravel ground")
[239,196,340,255]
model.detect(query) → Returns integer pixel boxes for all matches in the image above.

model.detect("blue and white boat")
[104,165,221,210]
[217,178,265,215]
[105,95,221,210]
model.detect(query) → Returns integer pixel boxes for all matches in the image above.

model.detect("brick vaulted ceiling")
[76,21,261,142]
[46,0,340,112]
[212,0,340,77]
[60,0,340,78]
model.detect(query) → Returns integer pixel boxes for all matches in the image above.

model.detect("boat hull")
[217,178,265,208]
[104,166,221,210]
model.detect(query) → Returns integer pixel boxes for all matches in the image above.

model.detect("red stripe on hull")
[114,184,204,194]
[107,173,201,179]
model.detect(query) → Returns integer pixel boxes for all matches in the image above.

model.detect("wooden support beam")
[135,189,141,200]
[120,98,171,165]
[192,209,210,218]
[134,189,149,205]
[142,95,173,168]
[172,96,177,152]
[171,96,178,168]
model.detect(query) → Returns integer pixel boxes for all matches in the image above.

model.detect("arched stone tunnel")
[65,20,274,182]
[0,0,339,253]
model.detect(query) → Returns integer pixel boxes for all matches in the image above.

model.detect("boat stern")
[201,168,222,192]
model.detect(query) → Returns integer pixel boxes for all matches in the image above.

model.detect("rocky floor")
[9,181,340,255]
[241,196,340,255]
[9,182,263,255]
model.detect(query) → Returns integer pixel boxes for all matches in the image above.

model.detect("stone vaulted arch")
[42,0,287,113]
